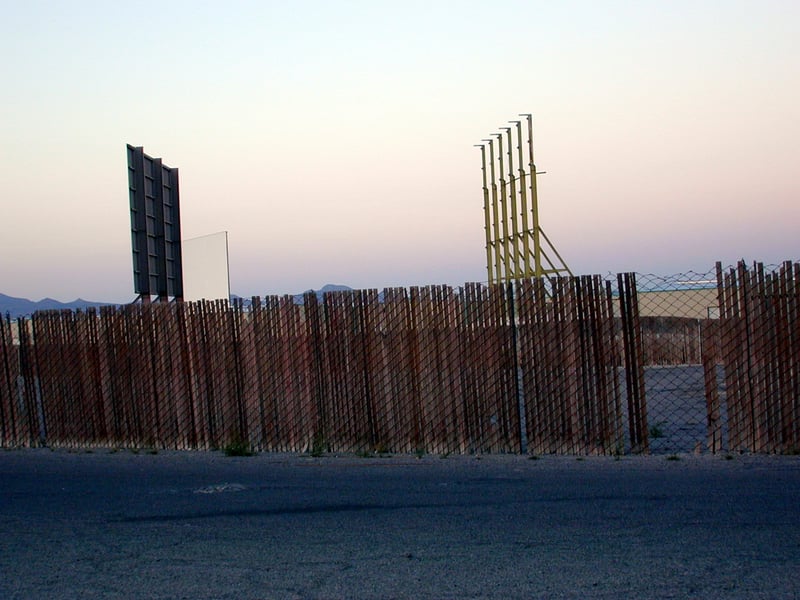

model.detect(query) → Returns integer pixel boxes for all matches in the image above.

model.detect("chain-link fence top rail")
[1,260,798,455]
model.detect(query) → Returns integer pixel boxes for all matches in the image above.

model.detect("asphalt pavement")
[1,448,799,599]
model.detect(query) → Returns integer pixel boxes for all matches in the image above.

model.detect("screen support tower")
[476,114,572,284]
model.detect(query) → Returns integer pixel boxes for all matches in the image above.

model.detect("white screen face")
[182,231,230,302]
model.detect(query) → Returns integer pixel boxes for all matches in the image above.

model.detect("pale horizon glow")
[1,1,798,302]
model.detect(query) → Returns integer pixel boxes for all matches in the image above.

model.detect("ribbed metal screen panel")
[126,144,183,299]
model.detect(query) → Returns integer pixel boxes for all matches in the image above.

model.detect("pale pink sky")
[1,0,797,302]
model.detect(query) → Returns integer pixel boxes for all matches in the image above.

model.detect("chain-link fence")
[1,260,798,455]
[622,268,720,454]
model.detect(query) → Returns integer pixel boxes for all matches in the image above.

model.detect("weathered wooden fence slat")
[618,273,649,453]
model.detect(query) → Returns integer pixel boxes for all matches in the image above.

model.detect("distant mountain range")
[232,284,355,309]
[0,293,115,320]
[295,283,354,303]
[300,284,353,295]
[1,284,355,319]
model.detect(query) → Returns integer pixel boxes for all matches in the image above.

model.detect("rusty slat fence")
[517,276,627,455]
[1,317,25,446]
[711,261,800,453]
[2,262,798,455]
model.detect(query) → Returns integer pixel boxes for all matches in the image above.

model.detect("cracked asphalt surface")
[1,449,799,599]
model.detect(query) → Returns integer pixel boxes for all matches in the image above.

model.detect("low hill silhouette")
[2,285,355,319]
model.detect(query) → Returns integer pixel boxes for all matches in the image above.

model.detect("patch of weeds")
[414,446,426,459]
[84,449,94,454]
[223,439,254,457]
[310,432,327,458]
[130,448,140,455]
[439,451,451,459]
[649,422,665,439]
[575,457,585,462]
[724,454,734,460]
[528,455,540,461]
[355,448,375,459]
[147,448,159,455]
[666,454,680,461]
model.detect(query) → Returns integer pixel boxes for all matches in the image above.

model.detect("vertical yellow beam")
[476,144,494,284]
[484,139,503,283]
[524,114,543,277]
[495,133,511,282]
[512,119,533,277]
[502,127,520,279]
[478,114,571,284]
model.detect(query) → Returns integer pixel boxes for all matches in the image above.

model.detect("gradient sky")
[1,0,797,302]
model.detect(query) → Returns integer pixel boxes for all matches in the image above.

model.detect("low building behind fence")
[1,260,798,455]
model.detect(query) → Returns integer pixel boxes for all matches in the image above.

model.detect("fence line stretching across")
[1,261,798,455]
